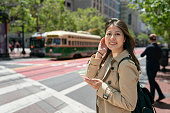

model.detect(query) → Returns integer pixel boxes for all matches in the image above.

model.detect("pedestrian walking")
[83,18,141,113]
[141,34,165,102]
[9,41,14,53]
[15,41,20,51]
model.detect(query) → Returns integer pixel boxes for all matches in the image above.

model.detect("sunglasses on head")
[108,18,119,22]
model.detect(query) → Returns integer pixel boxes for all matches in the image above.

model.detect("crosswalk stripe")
[60,81,87,95]
[54,105,85,113]
[0,69,95,113]
[0,89,52,113]
[0,66,6,69]
[0,81,32,95]
[0,68,15,74]
[50,88,95,113]
[0,73,24,82]
[5,62,42,66]
[24,78,95,113]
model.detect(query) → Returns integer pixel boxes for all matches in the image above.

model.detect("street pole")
[5,17,9,57]
[0,10,9,58]
[21,24,26,55]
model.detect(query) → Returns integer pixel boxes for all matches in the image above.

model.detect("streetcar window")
[53,38,60,45]
[62,39,67,45]
[69,41,71,45]
[46,38,52,45]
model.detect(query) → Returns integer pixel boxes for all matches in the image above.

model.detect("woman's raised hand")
[96,37,108,58]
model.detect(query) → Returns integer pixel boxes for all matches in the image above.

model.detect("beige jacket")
[86,50,140,113]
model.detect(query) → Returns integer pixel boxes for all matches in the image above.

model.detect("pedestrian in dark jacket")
[141,34,165,102]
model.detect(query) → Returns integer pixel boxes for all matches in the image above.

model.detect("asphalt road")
[0,48,148,113]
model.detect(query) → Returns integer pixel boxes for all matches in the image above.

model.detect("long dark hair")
[103,18,140,71]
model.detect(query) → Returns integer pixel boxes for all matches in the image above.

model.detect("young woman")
[84,18,140,113]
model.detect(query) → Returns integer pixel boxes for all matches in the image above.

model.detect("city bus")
[45,31,101,59]
[29,32,47,57]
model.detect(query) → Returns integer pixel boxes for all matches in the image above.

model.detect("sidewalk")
[145,58,170,113]
[9,48,31,59]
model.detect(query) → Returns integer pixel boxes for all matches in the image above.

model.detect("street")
[0,48,154,113]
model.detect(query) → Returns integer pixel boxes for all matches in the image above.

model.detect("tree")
[73,8,105,37]
[128,0,170,43]
[129,29,136,39]
[138,33,148,41]
[0,0,69,33]
[0,0,106,37]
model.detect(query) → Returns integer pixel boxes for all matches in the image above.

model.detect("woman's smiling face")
[105,25,125,53]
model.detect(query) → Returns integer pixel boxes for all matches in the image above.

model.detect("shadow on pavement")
[154,102,170,110]
[157,68,170,84]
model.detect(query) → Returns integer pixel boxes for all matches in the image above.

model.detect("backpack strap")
[117,57,141,93]
[103,56,137,82]
[117,57,133,81]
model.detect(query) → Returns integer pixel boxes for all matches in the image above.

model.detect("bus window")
[30,38,44,48]
[53,38,60,45]
[62,39,67,45]
[46,38,52,45]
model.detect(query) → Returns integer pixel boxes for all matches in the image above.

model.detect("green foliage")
[0,0,106,37]
[137,33,149,43]
[129,29,136,39]
[138,33,148,40]
[73,8,105,37]
[128,0,170,43]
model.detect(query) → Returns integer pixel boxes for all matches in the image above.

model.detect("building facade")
[64,0,147,35]
[64,0,120,19]
[120,0,148,36]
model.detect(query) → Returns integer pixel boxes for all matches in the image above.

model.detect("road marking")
[0,69,95,113]
[0,89,52,113]
[0,66,6,69]
[51,62,68,66]
[60,81,87,95]
[0,68,15,74]
[77,64,87,68]
[4,62,42,66]
[0,73,24,82]
[55,105,78,113]
[13,60,69,70]
[51,87,95,113]
[0,81,32,95]
[24,77,95,113]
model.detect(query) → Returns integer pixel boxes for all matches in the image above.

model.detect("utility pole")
[21,24,26,55]
[20,1,26,55]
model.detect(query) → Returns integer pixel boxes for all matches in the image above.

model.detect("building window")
[128,14,131,25]
[104,6,108,15]
[97,4,99,10]
[93,2,95,7]
[67,2,71,8]
[109,9,111,16]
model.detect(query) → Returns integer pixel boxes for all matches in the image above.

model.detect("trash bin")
[160,48,169,72]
